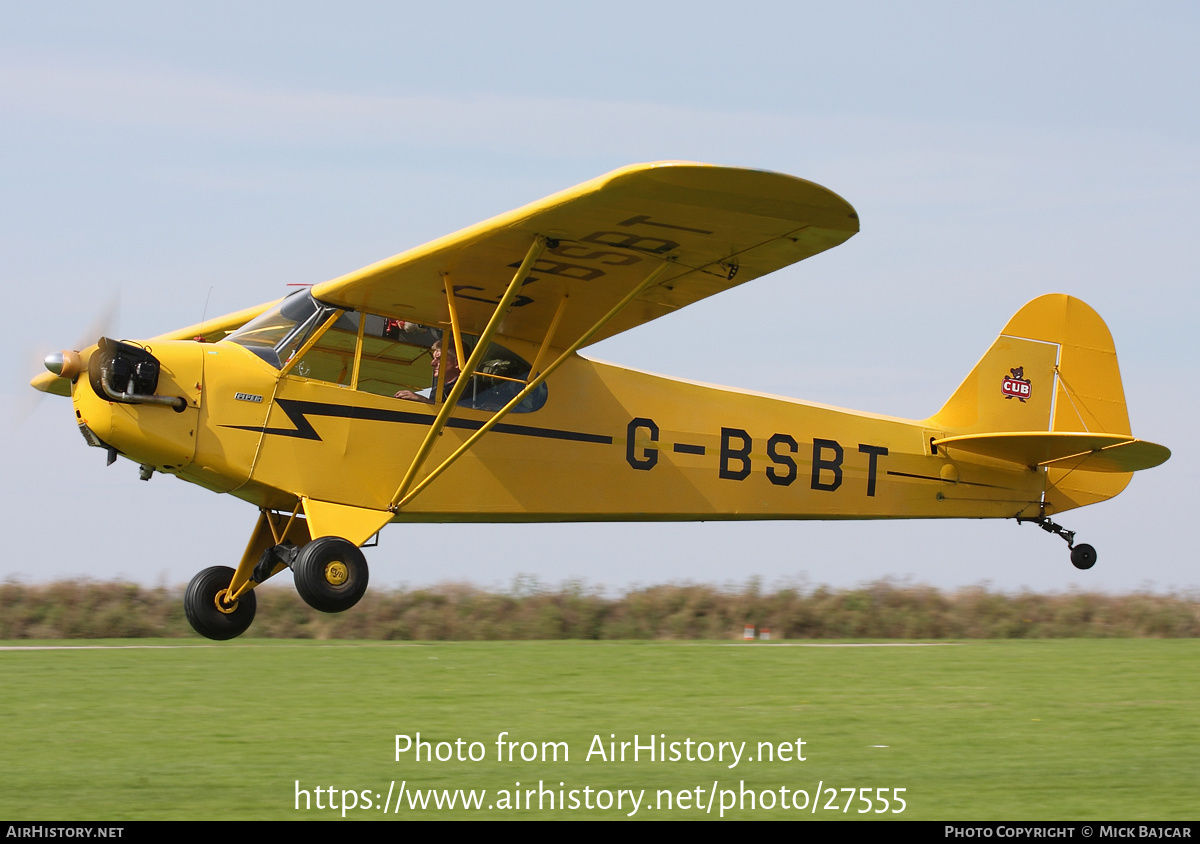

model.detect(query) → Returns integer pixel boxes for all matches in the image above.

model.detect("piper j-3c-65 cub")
[33,162,1171,640]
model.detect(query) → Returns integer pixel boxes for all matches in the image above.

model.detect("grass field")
[1,639,1196,820]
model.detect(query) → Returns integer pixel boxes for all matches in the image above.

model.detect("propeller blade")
[18,290,121,426]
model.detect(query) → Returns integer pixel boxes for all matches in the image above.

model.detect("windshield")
[227,290,318,351]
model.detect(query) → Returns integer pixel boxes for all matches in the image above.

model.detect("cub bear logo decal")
[1002,366,1032,402]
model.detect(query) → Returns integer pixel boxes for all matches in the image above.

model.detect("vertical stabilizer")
[928,294,1134,512]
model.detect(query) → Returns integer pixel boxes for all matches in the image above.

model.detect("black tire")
[1070,543,1097,570]
[292,537,369,613]
[184,566,257,640]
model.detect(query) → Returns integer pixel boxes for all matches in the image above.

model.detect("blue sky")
[3,1,1196,594]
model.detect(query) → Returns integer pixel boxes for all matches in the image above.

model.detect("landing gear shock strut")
[1017,515,1097,570]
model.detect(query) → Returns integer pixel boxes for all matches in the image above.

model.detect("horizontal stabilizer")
[933,432,1171,473]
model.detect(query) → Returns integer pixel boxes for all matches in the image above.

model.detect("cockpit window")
[224,292,547,412]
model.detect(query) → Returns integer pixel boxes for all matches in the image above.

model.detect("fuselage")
[71,335,1046,525]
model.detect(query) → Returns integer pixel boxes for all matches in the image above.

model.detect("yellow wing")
[150,300,281,344]
[311,162,859,348]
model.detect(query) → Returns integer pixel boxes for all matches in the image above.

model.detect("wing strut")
[389,236,549,507]
[441,272,468,375]
[390,257,674,512]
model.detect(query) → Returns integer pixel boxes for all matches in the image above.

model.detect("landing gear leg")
[1017,515,1097,570]
[183,507,313,640]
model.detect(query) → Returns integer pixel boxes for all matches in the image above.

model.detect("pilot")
[394,339,460,403]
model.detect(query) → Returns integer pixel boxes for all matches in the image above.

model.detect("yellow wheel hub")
[324,561,349,586]
[213,589,239,615]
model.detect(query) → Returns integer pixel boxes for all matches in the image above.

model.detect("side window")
[290,313,437,397]
[457,344,548,413]
[355,317,438,398]
[287,309,548,413]
[288,310,358,385]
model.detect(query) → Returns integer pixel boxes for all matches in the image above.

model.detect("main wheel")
[1070,543,1097,570]
[184,565,257,640]
[292,537,369,613]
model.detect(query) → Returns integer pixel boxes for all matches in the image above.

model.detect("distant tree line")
[2,578,1198,640]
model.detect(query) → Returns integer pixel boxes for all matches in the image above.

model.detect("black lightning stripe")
[223,398,612,445]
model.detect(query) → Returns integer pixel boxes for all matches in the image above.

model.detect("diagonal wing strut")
[389,236,549,506]
[388,250,674,512]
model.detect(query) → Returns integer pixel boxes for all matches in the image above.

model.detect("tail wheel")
[1070,544,1098,570]
[184,566,257,640]
[292,537,369,613]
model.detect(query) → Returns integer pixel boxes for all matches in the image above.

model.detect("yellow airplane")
[32,162,1170,640]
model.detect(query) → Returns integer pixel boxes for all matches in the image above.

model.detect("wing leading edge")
[310,162,859,349]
